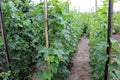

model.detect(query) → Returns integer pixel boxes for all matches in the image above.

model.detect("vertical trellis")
[104,0,113,80]
[0,1,11,70]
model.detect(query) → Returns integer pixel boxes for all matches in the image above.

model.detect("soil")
[113,34,120,42]
[68,34,91,80]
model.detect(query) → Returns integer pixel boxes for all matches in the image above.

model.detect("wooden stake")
[44,0,51,73]
[0,1,11,70]
[74,5,76,11]
[104,0,113,80]
[67,0,69,12]
[44,0,49,48]
[40,0,42,3]
[78,6,80,13]
[95,0,97,12]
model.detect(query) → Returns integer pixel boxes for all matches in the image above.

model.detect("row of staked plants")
[0,0,85,80]
[89,0,120,80]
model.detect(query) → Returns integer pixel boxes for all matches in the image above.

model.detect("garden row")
[0,0,85,79]
[88,0,120,80]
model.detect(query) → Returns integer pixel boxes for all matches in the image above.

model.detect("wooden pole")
[74,5,76,11]
[40,0,42,3]
[44,0,49,48]
[104,0,113,80]
[44,0,51,73]
[95,0,97,12]
[67,0,69,12]
[78,6,80,13]
[0,1,11,70]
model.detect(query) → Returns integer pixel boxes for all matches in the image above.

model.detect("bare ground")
[113,34,120,42]
[68,34,91,80]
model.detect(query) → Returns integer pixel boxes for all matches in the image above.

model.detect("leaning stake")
[104,0,113,80]
[0,1,11,70]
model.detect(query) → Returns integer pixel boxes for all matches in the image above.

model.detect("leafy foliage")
[89,0,120,80]
[0,0,83,79]
[34,0,84,79]
[0,71,11,80]
[1,0,120,80]
[113,12,120,34]
[89,11,108,79]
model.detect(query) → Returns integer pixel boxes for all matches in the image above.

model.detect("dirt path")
[68,34,91,80]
